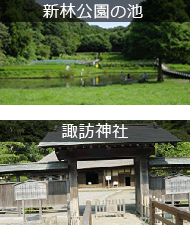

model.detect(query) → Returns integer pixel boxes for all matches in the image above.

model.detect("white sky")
[87,22,130,29]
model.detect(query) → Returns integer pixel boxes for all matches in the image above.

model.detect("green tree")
[0,142,28,164]
[154,142,190,157]
[133,0,189,22]
[35,43,50,60]
[0,23,11,52]
[109,32,125,52]
[0,40,6,66]
[0,142,54,164]
[0,0,24,22]
[124,22,190,81]
[78,34,112,58]
[6,22,34,58]
[43,35,66,59]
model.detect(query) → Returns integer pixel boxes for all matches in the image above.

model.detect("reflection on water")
[0,73,158,89]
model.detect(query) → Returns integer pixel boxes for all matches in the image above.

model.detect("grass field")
[0,80,189,105]
[166,64,190,72]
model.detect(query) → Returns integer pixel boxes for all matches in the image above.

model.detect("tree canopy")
[78,34,112,58]
[124,22,190,81]
[133,0,189,22]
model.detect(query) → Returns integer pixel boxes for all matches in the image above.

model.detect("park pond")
[0,72,160,89]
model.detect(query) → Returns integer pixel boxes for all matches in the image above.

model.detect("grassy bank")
[0,64,157,78]
[166,64,190,72]
[1,52,189,79]
[0,80,189,105]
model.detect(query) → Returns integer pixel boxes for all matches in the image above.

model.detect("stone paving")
[79,187,146,225]
[93,214,146,225]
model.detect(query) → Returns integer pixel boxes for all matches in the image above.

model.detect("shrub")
[59,68,76,78]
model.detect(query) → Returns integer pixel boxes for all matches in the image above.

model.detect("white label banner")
[14,181,47,200]
[165,176,190,194]
[106,176,111,181]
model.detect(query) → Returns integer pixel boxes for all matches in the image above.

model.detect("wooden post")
[161,195,165,225]
[17,201,21,217]
[16,175,20,182]
[68,159,79,225]
[39,199,42,220]
[171,194,174,223]
[95,201,97,218]
[144,195,147,218]
[66,173,71,225]
[176,213,183,225]
[22,200,25,222]
[67,200,71,225]
[123,199,125,216]
[189,193,190,211]
[150,199,155,225]
[148,195,152,223]
[134,156,150,214]
[141,194,143,218]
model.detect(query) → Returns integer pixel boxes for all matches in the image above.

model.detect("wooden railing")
[95,199,125,218]
[150,198,190,225]
[81,200,92,225]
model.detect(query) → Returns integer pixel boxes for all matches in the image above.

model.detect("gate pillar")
[134,156,149,214]
[67,158,79,225]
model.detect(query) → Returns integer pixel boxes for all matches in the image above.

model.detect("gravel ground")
[1,187,143,225]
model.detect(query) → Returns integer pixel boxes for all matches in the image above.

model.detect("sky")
[87,22,130,29]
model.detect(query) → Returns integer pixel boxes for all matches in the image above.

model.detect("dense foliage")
[124,22,190,81]
[1,21,190,70]
[0,142,54,164]
[0,22,129,66]
[154,142,190,157]
[0,0,190,67]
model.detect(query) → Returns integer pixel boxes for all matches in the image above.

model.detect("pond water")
[0,73,158,89]
[31,59,86,65]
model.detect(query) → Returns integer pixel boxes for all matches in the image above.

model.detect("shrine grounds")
[0,187,146,225]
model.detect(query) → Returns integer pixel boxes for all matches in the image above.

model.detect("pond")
[31,59,86,65]
[0,72,158,89]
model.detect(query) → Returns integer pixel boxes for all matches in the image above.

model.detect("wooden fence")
[95,199,125,217]
[0,181,67,208]
[81,200,92,225]
[140,195,150,222]
[150,198,190,225]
